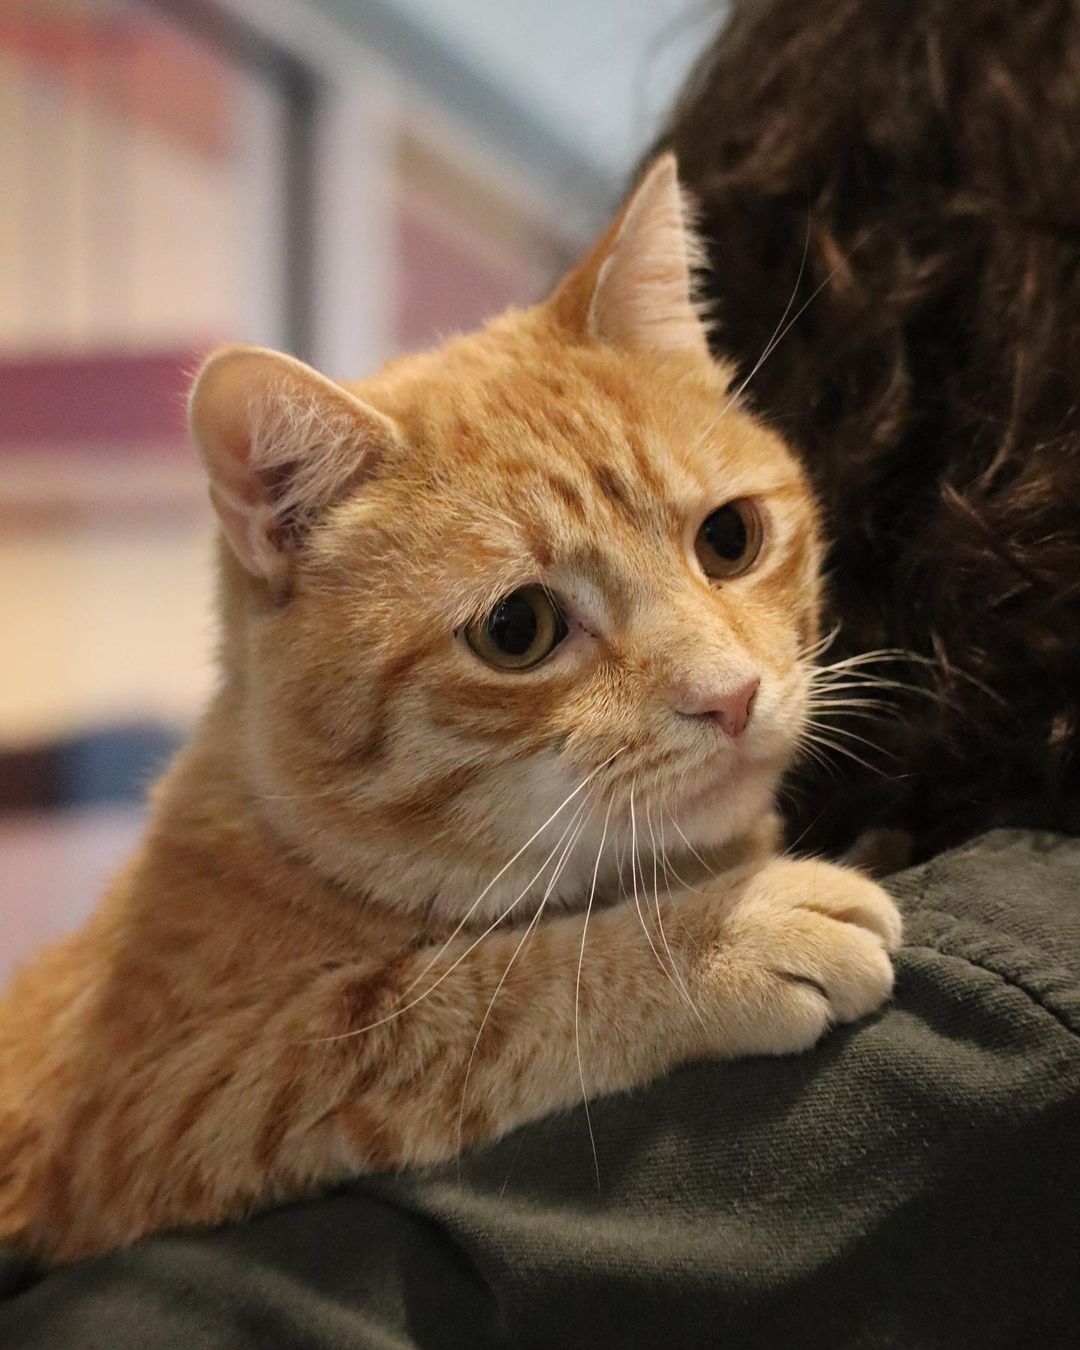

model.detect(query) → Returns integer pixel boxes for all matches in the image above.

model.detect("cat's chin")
[670,753,782,848]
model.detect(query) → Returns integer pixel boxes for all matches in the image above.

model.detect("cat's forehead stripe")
[591,463,635,515]
[542,471,588,521]
[558,545,636,627]
[529,443,675,539]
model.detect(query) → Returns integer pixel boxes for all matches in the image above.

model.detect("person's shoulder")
[888,828,1080,1041]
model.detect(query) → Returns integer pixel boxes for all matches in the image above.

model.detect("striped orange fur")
[0,157,901,1263]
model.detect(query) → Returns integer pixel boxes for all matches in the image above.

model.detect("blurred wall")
[0,0,726,979]
[303,0,718,185]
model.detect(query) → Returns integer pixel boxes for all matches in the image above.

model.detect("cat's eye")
[465,586,568,671]
[695,499,764,579]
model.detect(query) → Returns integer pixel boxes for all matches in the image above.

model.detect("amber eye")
[695,499,764,579]
[465,585,567,671]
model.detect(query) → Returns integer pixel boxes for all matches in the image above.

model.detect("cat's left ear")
[548,153,715,365]
[190,344,401,591]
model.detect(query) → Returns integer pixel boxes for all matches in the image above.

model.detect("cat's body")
[0,158,901,1264]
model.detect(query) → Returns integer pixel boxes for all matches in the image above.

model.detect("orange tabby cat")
[0,156,901,1265]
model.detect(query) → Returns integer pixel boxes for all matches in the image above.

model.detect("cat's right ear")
[546,153,717,365]
[189,345,400,590]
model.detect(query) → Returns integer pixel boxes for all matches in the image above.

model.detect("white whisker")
[720,212,813,416]
[575,796,614,1194]
[799,730,885,777]
[647,802,706,1030]
[815,648,930,675]
[664,804,720,881]
[455,796,593,1168]
[805,697,897,715]
[802,623,843,662]
[629,790,687,1006]
[654,801,706,894]
[312,753,626,1044]
[803,718,893,757]
[368,750,623,1017]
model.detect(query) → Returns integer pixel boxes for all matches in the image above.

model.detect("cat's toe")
[766,916,894,1032]
[794,870,903,953]
[813,922,896,1024]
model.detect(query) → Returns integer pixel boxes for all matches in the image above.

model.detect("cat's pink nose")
[675,678,760,738]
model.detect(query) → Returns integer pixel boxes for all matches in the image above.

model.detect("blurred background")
[0,0,719,979]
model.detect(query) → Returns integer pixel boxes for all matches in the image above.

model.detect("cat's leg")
[843,827,914,878]
[26,857,899,1261]
[302,855,901,1170]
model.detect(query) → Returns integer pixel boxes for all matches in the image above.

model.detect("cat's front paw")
[769,857,904,959]
[707,858,902,1058]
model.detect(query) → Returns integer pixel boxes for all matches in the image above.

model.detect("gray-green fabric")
[2,829,1079,1348]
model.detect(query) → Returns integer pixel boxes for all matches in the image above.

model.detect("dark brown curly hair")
[654,0,1080,861]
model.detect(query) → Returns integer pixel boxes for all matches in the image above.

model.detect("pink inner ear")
[587,157,710,360]
[590,249,705,357]
[212,398,262,503]
[198,372,304,572]
[208,483,266,578]
[208,485,247,542]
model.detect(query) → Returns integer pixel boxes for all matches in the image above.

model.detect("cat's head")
[189,156,822,919]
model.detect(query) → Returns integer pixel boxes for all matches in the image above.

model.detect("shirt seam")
[902,938,1080,1042]
[895,854,1080,1040]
